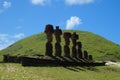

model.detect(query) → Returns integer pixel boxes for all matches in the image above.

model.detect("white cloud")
[66,16,82,29]
[3,1,11,9]
[0,41,14,50]
[13,33,25,39]
[0,1,11,14]
[31,0,51,5]
[0,34,14,50]
[0,33,25,50]
[65,0,94,5]
[0,34,9,43]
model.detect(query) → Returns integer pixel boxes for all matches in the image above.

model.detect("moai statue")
[84,50,89,60]
[54,26,62,56]
[44,24,54,56]
[63,32,71,57]
[77,42,83,59]
[71,32,79,58]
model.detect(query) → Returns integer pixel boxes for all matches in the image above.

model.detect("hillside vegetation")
[0,30,120,61]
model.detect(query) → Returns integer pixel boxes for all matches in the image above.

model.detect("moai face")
[63,32,71,45]
[71,32,79,40]
[44,24,54,34]
[71,32,79,46]
[77,42,82,48]
[54,26,62,43]
[44,24,54,42]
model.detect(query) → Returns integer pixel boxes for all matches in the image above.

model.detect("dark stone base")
[3,55,106,67]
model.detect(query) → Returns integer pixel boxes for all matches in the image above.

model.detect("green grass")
[0,63,120,80]
[0,30,120,80]
[0,30,120,61]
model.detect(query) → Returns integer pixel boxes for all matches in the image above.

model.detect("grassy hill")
[0,30,120,80]
[0,30,120,61]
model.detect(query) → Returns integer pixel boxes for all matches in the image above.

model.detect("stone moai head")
[63,32,71,45]
[71,32,79,40]
[56,26,59,30]
[54,26,62,36]
[63,32,71,39]
[77,42,82,48]
[44,24,54,42]
[54,26,62,43]
[44,24,54,34]
[71,32,79,46]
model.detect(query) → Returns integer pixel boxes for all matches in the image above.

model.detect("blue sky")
[0,0,120,50]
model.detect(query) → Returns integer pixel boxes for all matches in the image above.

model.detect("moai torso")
[45,42,53,56]
[64,45,70,57]
[72,46,77,58]
[55,43,62,56]
[77,42,83,59]
[78,42,82,48]
[84,50,88,59]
